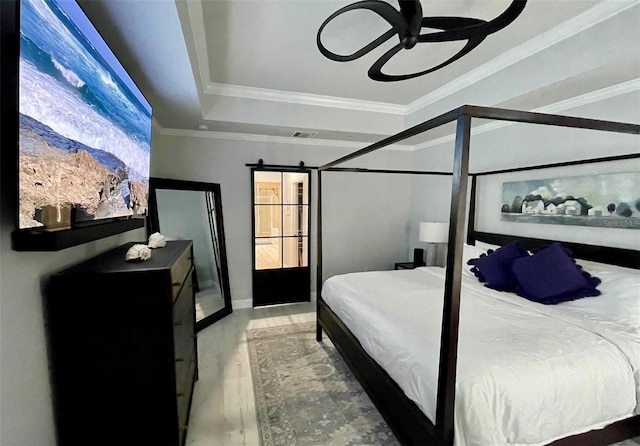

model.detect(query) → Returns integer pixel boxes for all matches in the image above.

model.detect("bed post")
[466,175,477,245]
[436,111,472,445]
[316,170,323,342]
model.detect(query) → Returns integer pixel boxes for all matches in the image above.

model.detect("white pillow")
[474,241,501,251]
[462,244,486,277]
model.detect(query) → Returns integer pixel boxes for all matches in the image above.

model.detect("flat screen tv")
[15,0,151,240]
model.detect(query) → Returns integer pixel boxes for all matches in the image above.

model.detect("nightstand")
[394,262,426,270]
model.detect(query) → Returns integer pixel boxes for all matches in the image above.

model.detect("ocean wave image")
[18,0,151,228]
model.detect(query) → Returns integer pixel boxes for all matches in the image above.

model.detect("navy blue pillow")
[468,241,529,291]
[511,242,601,304]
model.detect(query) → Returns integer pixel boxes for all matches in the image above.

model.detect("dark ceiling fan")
[317,0,527,82]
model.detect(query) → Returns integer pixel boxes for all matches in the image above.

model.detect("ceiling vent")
[291,131,318,138]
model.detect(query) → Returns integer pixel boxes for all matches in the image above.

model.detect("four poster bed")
[315,105,640,446]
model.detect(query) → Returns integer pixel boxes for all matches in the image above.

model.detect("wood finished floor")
[185,302,640,446]
[186,301,316,446]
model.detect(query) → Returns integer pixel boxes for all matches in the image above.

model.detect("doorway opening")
[252,169,311,307]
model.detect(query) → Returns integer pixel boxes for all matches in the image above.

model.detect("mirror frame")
[148,177,232,330]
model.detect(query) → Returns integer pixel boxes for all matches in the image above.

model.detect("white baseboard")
[234,298,253,309]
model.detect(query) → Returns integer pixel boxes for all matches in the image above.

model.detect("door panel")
[252,169,311,307]
[252,268,311,307]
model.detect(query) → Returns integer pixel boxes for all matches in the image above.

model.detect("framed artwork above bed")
[500,172,640,230]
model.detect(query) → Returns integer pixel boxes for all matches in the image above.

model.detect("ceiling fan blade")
[417,17,487,43]
[484,0,527,34]
[318,0,527,81]
[422,16,487,31]
[417,0,526,43]
[369,35,485,82]
[317,28,396,62]
[317,0,405,62]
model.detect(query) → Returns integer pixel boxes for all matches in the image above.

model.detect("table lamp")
[419,222,448,266]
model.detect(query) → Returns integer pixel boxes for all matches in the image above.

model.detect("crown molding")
[157,127,413,151]
[406,0,640,114]
[535,78,640,115]
[155,79,638,152]
[414,78,640,150]
[204,82,406,115]
[183,0,637,117]
[184,0,211,87]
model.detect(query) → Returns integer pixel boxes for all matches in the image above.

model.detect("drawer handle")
[179,425,188,432]
[172,281,182,287]
[175,357,185,362]
[174,321,183,326]
[177,392,185,397]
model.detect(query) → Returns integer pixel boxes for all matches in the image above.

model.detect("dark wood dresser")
[46,240,198,446]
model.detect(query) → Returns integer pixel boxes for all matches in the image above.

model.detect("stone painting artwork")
[500,172,640,230]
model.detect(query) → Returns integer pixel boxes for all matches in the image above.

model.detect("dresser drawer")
[177,349,197,446]
[173,272,195,360]
[170,245,193,300]
[175,345,195,400]
[173,271,194,329]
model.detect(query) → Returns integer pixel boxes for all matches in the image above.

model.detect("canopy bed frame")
[315,105,640,446]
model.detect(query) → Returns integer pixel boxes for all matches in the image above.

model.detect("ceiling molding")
[156,78,638,152]
[157,127,413,151]
[406,0,640,115]
[414,78,640,150]
[184,0,211,88]
[204,82,406,115]
[185,0,402,115]
[535,78,640,115]
[183,0,637,118]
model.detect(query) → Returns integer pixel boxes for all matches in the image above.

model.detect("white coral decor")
[148,232,167,249]
[125,244,152,262]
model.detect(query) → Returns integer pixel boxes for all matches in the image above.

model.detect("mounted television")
[6,0,151,250]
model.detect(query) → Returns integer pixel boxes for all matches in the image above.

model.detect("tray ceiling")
[78,0,640,147]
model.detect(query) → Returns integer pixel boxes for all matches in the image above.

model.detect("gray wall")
[407,93,640,253]
[150,134,414,306]
[0,222,145,445]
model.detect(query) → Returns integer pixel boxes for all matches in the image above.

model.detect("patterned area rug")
[247,322,399,446]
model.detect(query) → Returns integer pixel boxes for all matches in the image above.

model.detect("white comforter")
[322,262,639,446]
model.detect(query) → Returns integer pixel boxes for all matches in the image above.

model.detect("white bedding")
[321,261,640,446]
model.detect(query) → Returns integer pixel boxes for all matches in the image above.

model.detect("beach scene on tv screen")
[18,0,151,229]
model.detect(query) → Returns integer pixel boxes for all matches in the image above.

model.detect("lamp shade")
[419,222,448,243]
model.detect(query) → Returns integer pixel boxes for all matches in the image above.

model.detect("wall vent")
[291,131,318,138]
